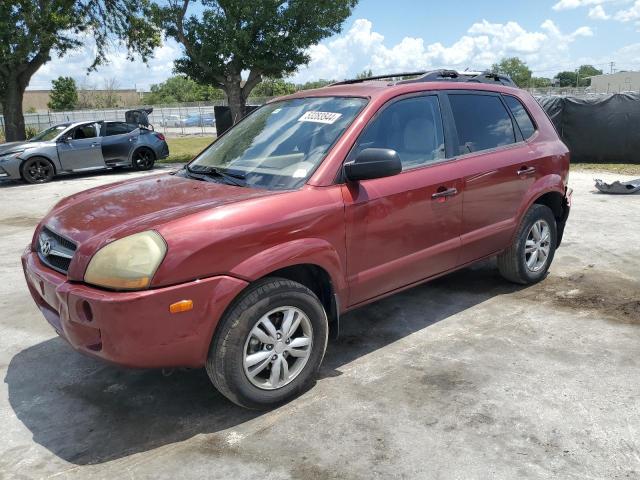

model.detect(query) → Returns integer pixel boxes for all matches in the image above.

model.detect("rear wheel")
[21,157,55,184]
[206,278,328,410]
[132,148,155,170]
[497,204,557,284]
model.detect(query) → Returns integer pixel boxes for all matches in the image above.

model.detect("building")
[23,89,142,112]
[589,71,640,93]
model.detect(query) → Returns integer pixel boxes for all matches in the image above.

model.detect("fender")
[509,173,566,244]
[518,173,565,218]
[229,237,348,303]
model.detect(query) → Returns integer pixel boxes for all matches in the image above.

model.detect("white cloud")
[613,0,640,21]
[552,0,613,11]
[30,37,181,91]
[291,18,594,83]
[589,5,611,18]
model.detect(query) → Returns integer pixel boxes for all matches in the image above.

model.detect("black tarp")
[214,105,260,136]
[536,93,640,164]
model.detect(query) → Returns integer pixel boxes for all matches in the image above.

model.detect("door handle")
[517,166,536,176]
[431,187,458,200]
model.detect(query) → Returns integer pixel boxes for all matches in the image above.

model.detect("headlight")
[0,151,24,162]
[84,231,167,290]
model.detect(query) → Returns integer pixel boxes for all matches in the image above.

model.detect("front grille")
[37,227,77,274]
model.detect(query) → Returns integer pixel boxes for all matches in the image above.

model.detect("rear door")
[101,122,139,166]
[444,91,542,265]
[342,94,463,306]
[56,123,105,171]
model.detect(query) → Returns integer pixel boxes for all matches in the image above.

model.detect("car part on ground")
[594,178,640,194]
[22,73,571,409]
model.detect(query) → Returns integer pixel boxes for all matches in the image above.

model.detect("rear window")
[448,94,516,154]
[503,95,536,139]
[105,122,136,136]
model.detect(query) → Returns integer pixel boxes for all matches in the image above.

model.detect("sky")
[29,0,640,91]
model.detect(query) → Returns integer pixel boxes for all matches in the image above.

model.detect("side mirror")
[58,136,72,143]
[344,148,402,182]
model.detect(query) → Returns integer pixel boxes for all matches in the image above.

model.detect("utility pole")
[609,62,615,74]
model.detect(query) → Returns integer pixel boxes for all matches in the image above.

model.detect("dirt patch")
[516,269,640,324]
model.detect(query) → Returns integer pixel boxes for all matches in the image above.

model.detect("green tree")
[577,64,603,87]
[555,71,577,87]
[356,69,373,79]
[251,78,297,98]
[296,79,334,90]
[531,77,552,88]
[0,0,160,141]
[156,0,357,125]
[47,76,78,111]
[491,57,532,87]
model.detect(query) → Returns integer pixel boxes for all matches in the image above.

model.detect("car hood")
[0,141,51,154]
[40,172,279,248]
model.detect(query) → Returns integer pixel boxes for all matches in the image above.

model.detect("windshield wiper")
[187,166,246,186]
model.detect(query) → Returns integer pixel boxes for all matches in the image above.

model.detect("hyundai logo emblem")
[40,237,53,257]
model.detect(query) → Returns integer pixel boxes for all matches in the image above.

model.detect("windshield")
[28,125,68,142]
[188,96,367,190]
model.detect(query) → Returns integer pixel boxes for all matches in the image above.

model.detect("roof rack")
[330,72,428,86]
[331,69,518,88]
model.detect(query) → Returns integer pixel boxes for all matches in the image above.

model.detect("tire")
[497,204,557,284]
[132,148,155,171]
[206,278,329,410]
[21,157,55,184]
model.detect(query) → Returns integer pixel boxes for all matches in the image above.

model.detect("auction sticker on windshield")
[298,111,342,124]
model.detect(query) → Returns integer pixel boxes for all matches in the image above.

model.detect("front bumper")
[22,248,248,368]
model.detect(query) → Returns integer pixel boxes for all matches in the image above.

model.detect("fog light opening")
[81,301,94,322]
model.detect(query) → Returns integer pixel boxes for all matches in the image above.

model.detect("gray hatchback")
[0,121,169,183]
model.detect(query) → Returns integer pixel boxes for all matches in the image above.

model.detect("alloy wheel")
[524,219,551,272]
[25,159,53,183]
[243,306,313,390]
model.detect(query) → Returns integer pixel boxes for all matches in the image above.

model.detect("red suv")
[22,70,571,409]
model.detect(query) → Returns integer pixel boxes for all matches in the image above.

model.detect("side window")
[448,94,516,154]
[105,122,134,136]
[351,95,445,170]
[503,95,536,139]
[72,124,97,140]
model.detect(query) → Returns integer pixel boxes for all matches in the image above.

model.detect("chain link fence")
[1,98,273,140]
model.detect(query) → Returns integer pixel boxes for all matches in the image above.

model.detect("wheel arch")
[525,186,570,247]
[19,154,58,177]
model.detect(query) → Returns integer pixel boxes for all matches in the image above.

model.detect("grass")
[162,136,215,163]
[571,163,640,176]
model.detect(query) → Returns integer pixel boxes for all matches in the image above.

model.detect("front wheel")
[206,278,328,410]
[497,204,557,284]
[21,157,55,184]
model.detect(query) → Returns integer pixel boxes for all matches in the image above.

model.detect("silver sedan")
[0,121,169,184]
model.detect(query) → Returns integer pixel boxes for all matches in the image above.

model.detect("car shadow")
[0,163,183,189]
[5,260,524,465]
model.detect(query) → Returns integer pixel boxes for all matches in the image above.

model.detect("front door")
[57,123,105,171]
[342,94,463,307]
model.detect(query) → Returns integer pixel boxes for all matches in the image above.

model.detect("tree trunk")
[2,77,27,142]
[225,81,246,126]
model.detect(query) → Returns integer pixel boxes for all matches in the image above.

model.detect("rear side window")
[448,94,516,154]
[105,122,135,136]
[503,95,536,139]
[351,95,445,170]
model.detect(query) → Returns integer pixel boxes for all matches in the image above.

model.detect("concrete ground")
[1,168,639,479]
